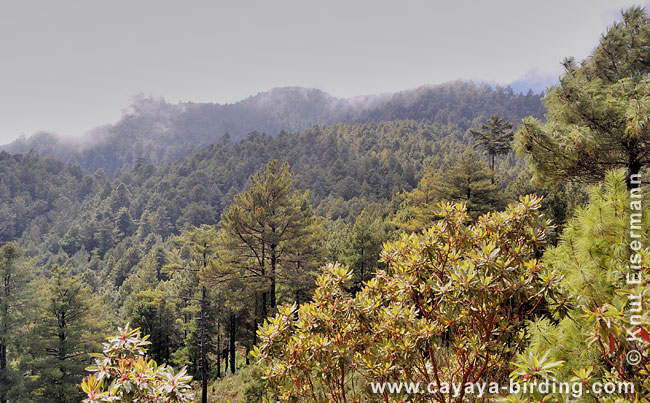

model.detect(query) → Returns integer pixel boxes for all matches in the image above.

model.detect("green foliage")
[470,114,515,171]
[0,72,562,401]
[0,151,85,245]
[81,324,193,402]
[123,289,176,364]
[212,160,323,314]
[341,210,388,289]
[505,169,590,233]
[507,351,567,403]
[25,265,108,402]
[0,116,536,292]
[254,196,567,402]
[432,151,503,218]
[208,365,266,403]
[0,242,36,401]
[3,83,544,176]
[394,151,503,229]
[392,166,444,232]
[164,225,221,402]
[517,7,650,188]
[516,170,650,402]
[322,210,389,292]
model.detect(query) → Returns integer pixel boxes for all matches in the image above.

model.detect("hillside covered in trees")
[1,82,544,176]
[1,6,650,403]
[0,83,549,403]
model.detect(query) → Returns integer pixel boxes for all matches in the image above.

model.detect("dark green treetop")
[517,6,650,189]
[470,114,514,171]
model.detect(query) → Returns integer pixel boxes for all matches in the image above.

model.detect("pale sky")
[0,0,644,144]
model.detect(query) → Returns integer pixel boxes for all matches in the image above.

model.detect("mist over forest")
[0,5,649,403]
[1,81,544,175]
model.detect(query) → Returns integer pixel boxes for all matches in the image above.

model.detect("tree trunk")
[261,291,268,321]
[224,346,228,373]
[0,341,6,403]
[627,155,642,190]
[253,294,259,347]
[216,318,221,378]
[1,284,8,403]
[270,247,277,311]
[360,246,365,284]
[200,285,208,403]
[229,313,236,374]
[57,310,67,403]
[490,153,495,184]
[159,301,169,363]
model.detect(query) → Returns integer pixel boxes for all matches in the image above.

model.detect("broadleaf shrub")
[81,324,194,402]
[254,196,568,402]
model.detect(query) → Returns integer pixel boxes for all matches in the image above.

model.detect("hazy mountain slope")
[356,82,545,127]
[3,88,350,175]
[2,82,544,176]
[0,151,87,247]
[3,119,490,259]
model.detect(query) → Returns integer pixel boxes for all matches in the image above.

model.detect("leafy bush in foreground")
[81,325,193,402]
[254,196,568,402]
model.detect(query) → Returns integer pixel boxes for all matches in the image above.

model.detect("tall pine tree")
[25,265,106,402]
[434,151,502,219]
[164,225,220,403]
[213,160,322,320]
[470,114,514,172]
[517,170,650,400]
[517,6,650,189]
[341,210,387,290]
[0,243,35,403]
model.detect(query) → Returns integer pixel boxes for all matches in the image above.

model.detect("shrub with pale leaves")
[81,324,194,402]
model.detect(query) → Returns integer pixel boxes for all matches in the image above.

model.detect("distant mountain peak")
[243,86,338,104]
[1,81,546,176]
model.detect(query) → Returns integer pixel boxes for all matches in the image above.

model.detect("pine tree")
[516,170,650,401]
[434,151,502,219]
[0,243,35,403]
[213,160,322,319]
[118,247,178,366]
[164,225,219,403]
[123,289,176,364]
[114,207,134,240]
[108,182,131,212]
[26,265,107,402]
[470,114,514,172]
[341,210,386,288]
[391,167,446,232]
[517,6,650,189]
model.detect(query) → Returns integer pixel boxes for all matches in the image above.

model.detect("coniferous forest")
[0,6,649,403]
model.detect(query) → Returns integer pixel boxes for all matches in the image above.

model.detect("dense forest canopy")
[0,80,546,402]
[1,81,544,176]
[1,8,650,402]
[0,115,531,263]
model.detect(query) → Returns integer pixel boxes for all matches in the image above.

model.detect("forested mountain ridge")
[0,116,531,401]
[1,81,544,176]
[2,119,506,256]
[0,81,546,402]
[3,6,650,403]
